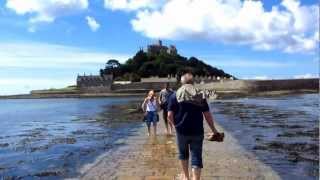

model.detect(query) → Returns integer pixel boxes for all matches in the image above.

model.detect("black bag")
[142,114,147,122]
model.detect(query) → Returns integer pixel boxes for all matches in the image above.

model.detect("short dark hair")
[164,82,170,88]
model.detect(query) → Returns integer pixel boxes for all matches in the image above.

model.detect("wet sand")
[78,114,281,180]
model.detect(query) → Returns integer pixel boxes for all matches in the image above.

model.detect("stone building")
[167,45,177,55]
[77,74,113,87]
[147,40,177,56]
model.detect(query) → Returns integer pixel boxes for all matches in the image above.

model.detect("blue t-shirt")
[168,93,210,136]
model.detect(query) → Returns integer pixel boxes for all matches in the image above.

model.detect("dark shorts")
[146,111,158,126]
[176,133,204,168]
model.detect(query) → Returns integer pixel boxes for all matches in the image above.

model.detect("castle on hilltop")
[147,40,177,55]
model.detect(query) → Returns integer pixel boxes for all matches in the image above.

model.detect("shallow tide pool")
[0,97,142,179]
[211,93,319,180]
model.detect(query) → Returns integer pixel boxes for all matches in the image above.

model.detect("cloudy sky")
[0,0,319,95]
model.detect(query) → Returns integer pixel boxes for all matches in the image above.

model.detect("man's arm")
[203,111,218,134]
[158,90,163,105]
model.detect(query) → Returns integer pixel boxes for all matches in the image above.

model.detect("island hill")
[25,40,318,98]
[75,40,235,94]
[98,40,234,83]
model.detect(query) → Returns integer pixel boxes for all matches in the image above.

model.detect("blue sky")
[0,0,318,95]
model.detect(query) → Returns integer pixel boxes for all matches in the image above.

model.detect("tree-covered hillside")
[100,50,234,82]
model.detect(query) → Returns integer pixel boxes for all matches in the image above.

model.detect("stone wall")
[77,78,318,94]
[140,75,233,83]
[111,82,178,92]
[141,76,177,83]
[77,74,113,87]
[77,74,113,93]
[197,78,319,92]
[79,86,112,93]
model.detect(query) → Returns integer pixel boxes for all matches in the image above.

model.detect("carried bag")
[142,114,147,122]
[207,132,225,142]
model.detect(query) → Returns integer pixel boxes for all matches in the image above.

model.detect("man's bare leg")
[164,122,169,134]
[168,122,174,135]
[192,168,201,180]
[163,111,169,134]
[180,160,190,180]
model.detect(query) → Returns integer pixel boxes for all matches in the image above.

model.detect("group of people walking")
[141,82,174,136]
[141,72,223,180]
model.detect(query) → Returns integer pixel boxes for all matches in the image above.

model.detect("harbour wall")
[197,78,319,92]
[110,78,319,93]
[111,82,178,93]
[29,78,319,97]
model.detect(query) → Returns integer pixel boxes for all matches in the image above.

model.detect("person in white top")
[142,90,159,136]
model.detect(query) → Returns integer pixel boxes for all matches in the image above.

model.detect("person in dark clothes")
[168,72,221,180]
[158,82,174,135]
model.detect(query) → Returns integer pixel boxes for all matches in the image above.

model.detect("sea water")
[211,93,319,180]
[0,97,141,179]
[0,94,318,179]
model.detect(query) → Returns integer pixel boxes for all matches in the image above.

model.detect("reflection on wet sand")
[81,112,281,180]
[80,122,180,180]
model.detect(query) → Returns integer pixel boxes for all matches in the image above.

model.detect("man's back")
[168,87,209,136]
[159,88,173,103]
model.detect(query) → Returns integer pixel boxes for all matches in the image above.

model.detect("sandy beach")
[78,113,281,180]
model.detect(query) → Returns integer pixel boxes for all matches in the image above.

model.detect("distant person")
[168,72,223,180]
[159,82,174,135]
[142,90,159,136]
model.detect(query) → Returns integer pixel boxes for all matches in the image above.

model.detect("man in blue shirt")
[168,72,220,180]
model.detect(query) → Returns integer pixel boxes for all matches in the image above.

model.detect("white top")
[146,99,157,112]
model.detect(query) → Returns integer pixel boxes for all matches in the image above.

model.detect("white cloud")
[242,76,270,80]
[293,73,318,79]
[6,0,89,23]
[0,78,75,95]
[253,76,270,80]
[0,42,130,95]
[86,16,100,32]
[104,0,164,11]
[0,42,129,68]
[130,0,319,53]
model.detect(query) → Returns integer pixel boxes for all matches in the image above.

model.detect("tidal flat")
[0,93,318,180]
[211,93,319,180]
[0,97,143,179]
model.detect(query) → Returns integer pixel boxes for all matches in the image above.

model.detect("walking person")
[142,90,159,136]
[159,83,174,135]
[168,72,223,180]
